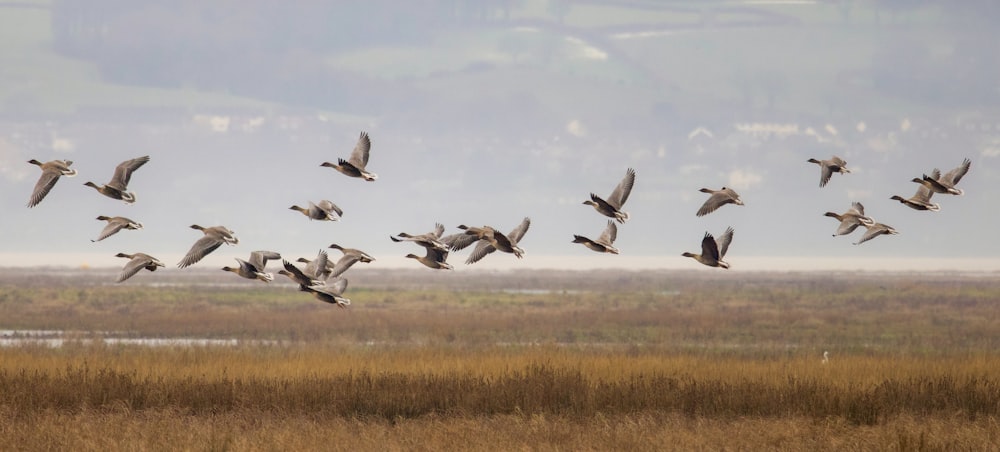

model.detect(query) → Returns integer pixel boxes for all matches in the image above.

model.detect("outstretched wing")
[348,131,371,168]
[28,169,63,208]
[506,217,531,244]
[465,240,497,265]
[699,232,720,261]
[715,227,734,259]
[597,221,617,245]
[109,155,150,190]
[327,255,361,279]
[942,158,971,186]
[249,251,281,271]
[177,235,223,268]
[117,255,151,283]
[607,168,636,209]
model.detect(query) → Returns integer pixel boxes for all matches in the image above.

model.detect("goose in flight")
[913,158,970,196]
[177,225,239,268]
[115,252,165,283]
[303,278,351,308]
[682,227,734,269]
[696,187,744,217]
[891,184,940,211]
[582,168,635,223]
[853,222,898,245]
[406,246,453,270]
[328,243,375,263]
[83,155,150,203]
[222,250,281,283]
[824,202,874,236]
[390,223,448,251]
[572,220,620,254]
[26,159,76,208]
[289,200,342,221]
[463,217,531,264]
[278,259,326,288]
[92,216,143,242]
[807,156,850,187]
[321,131,377,181]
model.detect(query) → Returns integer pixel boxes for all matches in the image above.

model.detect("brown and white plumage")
[913,158,970,196]
[115,252,165,283]
[582,168,635,223]
[823,202,874,236]
[321,131,377,181]
[696,187,744,217]
[328,243,375,263]
[807,156,850,187]
[572,221,620,254]
[853,222,898,245]
[222,250,281,282]
[177,225,239,268]
[303,277,351,307]
[92,216,143,242]
[891,184,940,211]
[464,217,530,265]
[27,159,77,208]
[682,227,734,269]
[406,246,453,270]
[83,155,150,203]
[297,250,332,280]
[289,200,343,221]
[390,223,448,251]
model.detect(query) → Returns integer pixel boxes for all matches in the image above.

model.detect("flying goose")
[177,225,239,268]
[83,155,150,203]
[572,220,620,254]
[390,223,448,251]
[289,200,343,221]
[682,227,734,269]
[328,243,375,263]
[222,250,281,282]
[807,156,850,187]
[303,277,351,307]
[891,184,940,211]
[27,159,76,208]
[406,246,453,270]
[913,158,970,196]
[278,259,325,288]
[824,202,874,236]
[853,222,898,245]
[696,187,744,217]
[92,216,143,242]
[582,168,635,223]
[321,131,377,181]
[464,217,530,264]
[115,252,165,283]
[296,250,332,280]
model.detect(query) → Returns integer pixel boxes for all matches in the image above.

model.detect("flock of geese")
[26,134,971,307]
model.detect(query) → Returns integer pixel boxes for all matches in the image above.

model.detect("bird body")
[115,252,164,283]
[582,168,635,223]
[682,227,734,269]
[84,155,150,203]
[572,221,620,254]
[222,251,280,282]
[328,243,375,263]
[913,158,970,196]
[27,159,77,207]
[807,156,850,187]
[824,202,874,236]
[303,278,351,307]
[696,187,744,217]
[290,200,342,221]
[321,131,377,181]
[406,247,453,270]
[92,216,143,242]
[462,218,530,264]
[390,223,448,251]
[177,225,239,268]
[891,185,940,211]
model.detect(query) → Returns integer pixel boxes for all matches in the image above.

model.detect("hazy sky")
[2,1,998,273]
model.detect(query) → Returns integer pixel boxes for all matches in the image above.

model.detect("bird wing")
[850,202,865,216]
[327,255,360,279]
[280,259,314,285]
[348,131,371,168]
[597,221,617,245]
[942,158,971,186]
[28,168,63,208]
[819,164,833,187]
[432,223,445,239]
[441,232,479,251]
[249,251,280,271]
[95,219,127,242]
[696,192,727,217]
[716,227,734,259]
[177,235,223,268]
[317,200,343,217]
[326,277,348,295]
[506,217,531,244]
[426,246,449,263]
[912,184,934,203]
[109,155,150,190]
[465,240,497,265]
[118,255,152,282]
[304,250,330,279]
[699,232,721,261]
[836,219,862,236]
[854,224,886,245]
[607,168,636,209]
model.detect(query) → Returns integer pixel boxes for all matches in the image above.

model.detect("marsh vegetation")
[1,269,999,450]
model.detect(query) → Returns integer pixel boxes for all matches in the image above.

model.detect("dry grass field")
[1,268,999,450]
